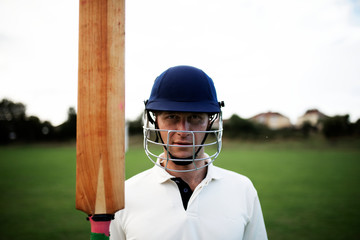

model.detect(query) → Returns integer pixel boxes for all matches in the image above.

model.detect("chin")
[168,151,194,166]
[169,149,194,159]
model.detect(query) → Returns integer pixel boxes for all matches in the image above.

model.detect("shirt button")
[183,188,189,193]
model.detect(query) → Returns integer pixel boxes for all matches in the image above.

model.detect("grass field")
[0,138,359,240]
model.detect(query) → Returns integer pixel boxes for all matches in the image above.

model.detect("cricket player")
[110,65,268,239]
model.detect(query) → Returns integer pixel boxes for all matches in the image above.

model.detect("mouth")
[173,141,192,146]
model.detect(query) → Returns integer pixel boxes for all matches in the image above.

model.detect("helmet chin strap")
[168,152,194,166]
[153,113,217,166]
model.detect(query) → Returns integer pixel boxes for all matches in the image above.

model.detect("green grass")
[0,145,87,240]
[217,140,360,240]
[0,139,359,239]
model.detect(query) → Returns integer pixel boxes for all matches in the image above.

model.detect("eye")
[188,114,205,123]
[191,115,201,119]
[164,113,179,121]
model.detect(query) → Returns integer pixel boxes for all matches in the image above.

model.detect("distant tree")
[67,107,77,130]
[41,121,55,140]
[322,115,351,139]
[0,98,78,144]
[223,114,260,139]
[0,99,27,143]
[128,113,143,135]
[0,119,11,144]
[24,116,43,141]
[351,118,360,137]
[301,121,317,138]
[0,99,26,121]
[56,107,77,140]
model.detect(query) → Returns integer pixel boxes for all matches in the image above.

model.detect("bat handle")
[87,214,114,238]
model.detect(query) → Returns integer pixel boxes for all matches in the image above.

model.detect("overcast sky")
[1,0,359,126]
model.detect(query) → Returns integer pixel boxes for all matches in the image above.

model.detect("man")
[110,65,268,240]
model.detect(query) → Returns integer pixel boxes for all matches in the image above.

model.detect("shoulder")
[211,165,257,194]
[213,165,253,183]
[124,168,156,190]
[126,168,153,183]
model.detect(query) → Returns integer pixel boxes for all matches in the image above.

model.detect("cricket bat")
[76,0,125,225]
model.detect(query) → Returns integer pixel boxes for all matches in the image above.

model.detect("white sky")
[1,0,359,126]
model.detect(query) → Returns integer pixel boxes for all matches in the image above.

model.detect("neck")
[161,152,208,191]
[172,167,207,191]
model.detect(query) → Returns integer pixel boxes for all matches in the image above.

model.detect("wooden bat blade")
[76,0,125,215]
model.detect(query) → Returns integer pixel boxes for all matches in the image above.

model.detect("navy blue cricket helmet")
[145,65,222,113]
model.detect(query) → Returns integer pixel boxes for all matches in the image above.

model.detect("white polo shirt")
[110,161,267,240]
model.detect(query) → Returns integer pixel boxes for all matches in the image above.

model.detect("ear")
[207,113,217,130]
[153,112,161,129]
[153,112,159,125]
[206,116,211,130]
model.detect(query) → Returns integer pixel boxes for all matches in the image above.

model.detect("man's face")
[156,112,209,159]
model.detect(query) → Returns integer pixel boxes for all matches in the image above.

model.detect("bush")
[322,115,351,139]
[128,114,143,135]
[223,114,262,139]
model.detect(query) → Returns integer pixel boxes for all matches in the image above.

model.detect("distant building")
[296,109,328,129]
[250,112,292,130]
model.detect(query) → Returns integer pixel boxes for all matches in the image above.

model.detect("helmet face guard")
[143,113,223,172]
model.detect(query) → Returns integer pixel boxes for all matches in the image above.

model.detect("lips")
[173,141,192,145]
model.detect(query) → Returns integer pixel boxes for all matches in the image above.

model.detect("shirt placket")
[186,178,211,214]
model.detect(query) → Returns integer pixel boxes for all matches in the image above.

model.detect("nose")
[176,118,191,135]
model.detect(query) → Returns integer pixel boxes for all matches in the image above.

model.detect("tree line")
[1,98,359,145]
[222,114,360,140]
[0,99,76,144]
[128,113,360,140]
